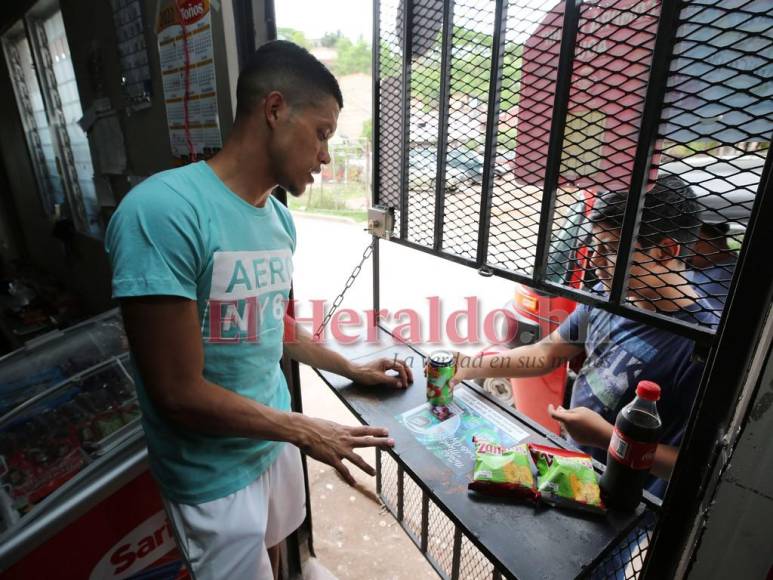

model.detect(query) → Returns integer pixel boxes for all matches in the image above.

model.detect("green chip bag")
[528,443,606,514]
[468,437,538,501]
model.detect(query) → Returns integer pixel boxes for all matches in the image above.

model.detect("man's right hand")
[292,414,394,486]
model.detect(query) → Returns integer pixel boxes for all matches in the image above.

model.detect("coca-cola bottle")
[599,381,662,510]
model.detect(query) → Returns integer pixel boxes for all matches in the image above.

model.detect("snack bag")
[528,443,605,514]
[468,437,537,501]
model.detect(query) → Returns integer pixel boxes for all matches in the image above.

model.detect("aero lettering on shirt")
[206,250,293,343]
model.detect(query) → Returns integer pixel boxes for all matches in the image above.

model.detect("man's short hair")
[235,40,343,121]
[589,175,702,248]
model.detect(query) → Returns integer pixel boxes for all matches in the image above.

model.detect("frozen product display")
[0,358,140,531]
[0,310,128,415]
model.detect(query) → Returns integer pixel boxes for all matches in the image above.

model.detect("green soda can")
[427,350,455,408]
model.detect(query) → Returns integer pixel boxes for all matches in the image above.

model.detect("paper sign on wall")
[156,0,222,160]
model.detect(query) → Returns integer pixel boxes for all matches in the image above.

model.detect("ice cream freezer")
[0,309,189,579]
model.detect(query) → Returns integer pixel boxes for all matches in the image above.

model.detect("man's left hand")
[350,358,414,389]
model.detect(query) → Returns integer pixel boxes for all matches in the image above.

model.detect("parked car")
[408,146,495,193]
[481,154,763,434]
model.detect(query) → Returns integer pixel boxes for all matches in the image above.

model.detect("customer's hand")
[548,404,614,449]
[349,357,413,389]
[423,351,473,388]
[295,414,394,486]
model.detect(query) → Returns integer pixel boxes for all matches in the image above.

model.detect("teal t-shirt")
[105,161,296,504]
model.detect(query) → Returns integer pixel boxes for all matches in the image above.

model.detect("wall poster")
[156,0,221,161]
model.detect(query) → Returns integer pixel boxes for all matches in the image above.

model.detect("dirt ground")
[299,365,438,580]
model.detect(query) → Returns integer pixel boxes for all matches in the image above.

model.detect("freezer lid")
[0,308,129,415]
[0,431,148,572]
[0,354,143,539]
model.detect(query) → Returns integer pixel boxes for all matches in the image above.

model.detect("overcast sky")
[274,0,560,45]
[275,0,373,42]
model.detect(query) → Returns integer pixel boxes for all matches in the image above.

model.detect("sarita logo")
[89,511,177,579]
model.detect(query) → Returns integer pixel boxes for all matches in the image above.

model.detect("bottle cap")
[636,381,661,401]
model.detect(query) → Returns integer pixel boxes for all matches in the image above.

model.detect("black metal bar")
[231,0,256,69]
[376,447,382,495]
[432,0,455,252]
[372,0,383,322]
[389,236,714,345]
[264,0,277,41]
[643,145,773,578]
[476,0,508,267]
[373,236,381,321]
[399,0,414,240]
[276,184,315,563]
[391,236,478,269]
[608,0,682,307]
[397,463,405,521]
[532,0,581,282]
[421,492,429,553]
[372,0,381,208]
[371,0,381,324]
[451,527,462,580]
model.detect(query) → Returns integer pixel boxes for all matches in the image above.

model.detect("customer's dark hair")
[235,40,343,122]
[589,175,701,248]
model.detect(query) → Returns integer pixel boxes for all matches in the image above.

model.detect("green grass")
[291,207,368,222]
[288,182,370,222]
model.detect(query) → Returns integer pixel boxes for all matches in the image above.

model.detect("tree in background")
[406,27,522,108]
[332,36,372,76]
[277,27,310,49]
[361,119,372,141]
[379,28,522,149]
[321,30,343,48]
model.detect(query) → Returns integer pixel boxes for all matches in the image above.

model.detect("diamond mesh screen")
[376,450,507,580]
[458,533,496,580]
[590,511,657,579]
[405,0,445,246]
[489,1,562,277]
[544,0,661,295]
[623,0,771,326]
[377,0,405,231]
[439,0,495,259]
[374,0,771,338]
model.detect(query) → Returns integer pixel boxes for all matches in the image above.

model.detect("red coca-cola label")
[608,428,657,470]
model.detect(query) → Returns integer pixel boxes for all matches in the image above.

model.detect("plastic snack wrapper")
[468,436,538,501]
[528,443,606,514]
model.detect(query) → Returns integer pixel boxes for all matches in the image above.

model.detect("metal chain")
[314,238,376,339]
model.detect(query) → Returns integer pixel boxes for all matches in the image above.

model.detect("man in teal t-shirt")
[105,41,412,580]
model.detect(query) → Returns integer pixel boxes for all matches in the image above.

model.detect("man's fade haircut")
[235,40,343,122]
[589,175,701,249]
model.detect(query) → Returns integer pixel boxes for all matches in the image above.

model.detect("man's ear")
[652,237,681,262]
[264,91,287,130]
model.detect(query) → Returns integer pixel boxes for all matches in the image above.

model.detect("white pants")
[164,443,306,580]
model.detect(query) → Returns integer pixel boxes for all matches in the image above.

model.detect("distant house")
[310,46,337,66]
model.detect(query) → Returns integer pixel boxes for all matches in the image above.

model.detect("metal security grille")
[373,0,772,343]
[590,511,657,579]
[377,450,504,580]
